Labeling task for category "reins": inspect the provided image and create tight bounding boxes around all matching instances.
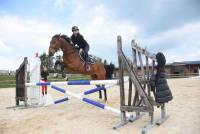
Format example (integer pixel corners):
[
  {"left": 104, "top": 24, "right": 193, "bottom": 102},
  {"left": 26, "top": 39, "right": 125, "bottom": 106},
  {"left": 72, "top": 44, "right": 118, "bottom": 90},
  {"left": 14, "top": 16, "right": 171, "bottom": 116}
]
[{"left": 60, "top": 38, "right": 77, "bottom": 56}]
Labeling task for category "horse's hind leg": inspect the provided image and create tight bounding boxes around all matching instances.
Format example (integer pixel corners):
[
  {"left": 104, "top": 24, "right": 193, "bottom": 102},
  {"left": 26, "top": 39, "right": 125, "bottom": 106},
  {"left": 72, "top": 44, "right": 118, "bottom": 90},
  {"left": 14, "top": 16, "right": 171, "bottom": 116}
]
[
  {"left": 91, "top": 74, "right": 103, "bottom": 99},
  {"left": 97, "top": 85, "right": 102, "bottom": 99},
  {"left": 97, "top": 73, "right": 107, "bottom": 102},
  {"left": 98, "top": 84, "right": 107, "bottom": 101},
  {"left": 99, "top": 91, "right": 102, "bottom": 99},
  {"left": 103, "top": 85, "right": 107, "bottom": 101},
  {"left": 99, "top": 85, "right": 107, "bottom": 101}
]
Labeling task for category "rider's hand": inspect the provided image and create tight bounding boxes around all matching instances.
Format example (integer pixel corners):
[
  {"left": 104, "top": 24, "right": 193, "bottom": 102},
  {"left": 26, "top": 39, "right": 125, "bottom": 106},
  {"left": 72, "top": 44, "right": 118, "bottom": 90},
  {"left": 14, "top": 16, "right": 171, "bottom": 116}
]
[
  {"left": 79, "top": 48, "right": 83, "bottom": 53},
  {"left": 74, "top": 44, "right": 79, "bottom": 48}
]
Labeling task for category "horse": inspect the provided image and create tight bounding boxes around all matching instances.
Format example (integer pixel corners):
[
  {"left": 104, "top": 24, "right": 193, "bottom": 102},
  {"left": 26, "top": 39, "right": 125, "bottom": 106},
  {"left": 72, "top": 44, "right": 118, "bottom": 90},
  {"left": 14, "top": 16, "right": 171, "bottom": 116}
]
[{"left": 48, "top": 34, "right": 107, "bottom": 101}]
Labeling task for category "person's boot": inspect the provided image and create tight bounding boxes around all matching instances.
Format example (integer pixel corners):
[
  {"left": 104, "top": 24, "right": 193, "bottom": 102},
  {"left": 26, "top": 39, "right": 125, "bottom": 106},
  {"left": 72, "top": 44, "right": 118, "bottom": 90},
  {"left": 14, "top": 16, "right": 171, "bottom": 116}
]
[{"left": 85, "top": 53, "right": 90, "bottom": 71}]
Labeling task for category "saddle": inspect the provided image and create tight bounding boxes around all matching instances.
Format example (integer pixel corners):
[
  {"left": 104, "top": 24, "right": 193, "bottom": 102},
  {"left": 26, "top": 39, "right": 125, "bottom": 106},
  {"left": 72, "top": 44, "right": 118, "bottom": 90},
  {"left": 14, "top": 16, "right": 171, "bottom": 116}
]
[{"left": 79, "top": 50, "right": 96, "bottom": 64}]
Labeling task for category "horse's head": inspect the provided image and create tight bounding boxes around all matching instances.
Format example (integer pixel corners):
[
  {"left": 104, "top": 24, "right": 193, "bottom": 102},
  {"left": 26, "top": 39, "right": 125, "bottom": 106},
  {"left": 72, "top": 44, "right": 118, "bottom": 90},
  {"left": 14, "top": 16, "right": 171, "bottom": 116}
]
[{"left": 49, "top": 34, "right": 62, "bottom": 56}]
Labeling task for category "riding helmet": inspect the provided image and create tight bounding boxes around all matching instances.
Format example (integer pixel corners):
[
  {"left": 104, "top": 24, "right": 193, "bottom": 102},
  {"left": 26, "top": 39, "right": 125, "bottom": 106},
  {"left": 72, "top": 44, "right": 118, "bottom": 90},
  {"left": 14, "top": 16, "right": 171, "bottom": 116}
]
[{"left": 72, "top": 26, "right": 79, "bottom": 32}]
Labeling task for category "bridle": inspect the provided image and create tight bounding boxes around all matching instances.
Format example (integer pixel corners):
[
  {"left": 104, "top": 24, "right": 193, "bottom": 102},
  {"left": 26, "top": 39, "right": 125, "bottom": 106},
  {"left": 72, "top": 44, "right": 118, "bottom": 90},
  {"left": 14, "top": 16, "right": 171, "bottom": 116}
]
[{"left": 53, "top": 35, "right": 77, "bottom": 56}]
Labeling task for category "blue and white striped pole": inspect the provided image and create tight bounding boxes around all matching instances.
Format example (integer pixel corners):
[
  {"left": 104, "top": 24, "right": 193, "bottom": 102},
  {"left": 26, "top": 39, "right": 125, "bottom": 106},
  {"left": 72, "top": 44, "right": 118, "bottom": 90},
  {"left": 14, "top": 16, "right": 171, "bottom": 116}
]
[
  {"left": 78, "top": 84, "right": 117, "bottom": 96},
  {"left": 26, "top": 80, "right": 119, "bottom": 86},
  {"left": 51, "top": 85, "right": 121, "bottom": 115},
  {"left": 54, "top": 97, "right": 69, "bottom": 104},
  {"left": 26, "top": 78, "right": 129, "bottom": 87}
]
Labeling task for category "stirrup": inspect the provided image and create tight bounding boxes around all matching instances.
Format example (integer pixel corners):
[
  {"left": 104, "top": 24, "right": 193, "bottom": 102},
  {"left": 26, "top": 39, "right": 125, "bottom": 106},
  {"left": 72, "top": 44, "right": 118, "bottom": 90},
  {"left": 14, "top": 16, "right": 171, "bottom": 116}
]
[{"left": 86, "top": 65, "right": 90, "bottom": 71}]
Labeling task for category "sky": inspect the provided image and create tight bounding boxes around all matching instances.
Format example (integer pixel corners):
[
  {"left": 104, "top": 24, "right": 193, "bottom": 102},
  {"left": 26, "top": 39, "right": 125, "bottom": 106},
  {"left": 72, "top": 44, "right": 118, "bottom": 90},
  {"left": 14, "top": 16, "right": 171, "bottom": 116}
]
[{"left": 0, "top": 0, "right": 200, "bottom": 70}]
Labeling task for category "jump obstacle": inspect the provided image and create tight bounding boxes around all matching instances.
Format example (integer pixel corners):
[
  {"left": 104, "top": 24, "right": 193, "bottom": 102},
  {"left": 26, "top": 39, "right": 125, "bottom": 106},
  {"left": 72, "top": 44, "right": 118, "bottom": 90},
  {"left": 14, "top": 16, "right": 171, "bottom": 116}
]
[
  {"left": 16, "top": 57, "right": 125, "bottom": 114},
  {"left": 26, "top": 79, "right": 121, "bottom": 86},
  {"left": 16, "top": 36, "right": 170, "bottom": 134}
]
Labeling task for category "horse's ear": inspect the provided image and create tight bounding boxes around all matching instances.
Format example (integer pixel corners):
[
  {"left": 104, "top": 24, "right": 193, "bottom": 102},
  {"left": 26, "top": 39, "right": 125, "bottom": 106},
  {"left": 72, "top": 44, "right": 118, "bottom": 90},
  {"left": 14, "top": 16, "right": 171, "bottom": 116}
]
[{"left": 58, "top": 33, "right": 61, "bottom": 40}]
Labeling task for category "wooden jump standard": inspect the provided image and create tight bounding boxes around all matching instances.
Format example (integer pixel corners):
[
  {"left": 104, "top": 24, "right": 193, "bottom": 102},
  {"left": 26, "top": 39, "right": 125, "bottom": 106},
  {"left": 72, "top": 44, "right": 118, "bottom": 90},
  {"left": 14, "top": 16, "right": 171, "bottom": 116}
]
[{"left": 114, "top": 36, "right": 169, "bottom": 133}]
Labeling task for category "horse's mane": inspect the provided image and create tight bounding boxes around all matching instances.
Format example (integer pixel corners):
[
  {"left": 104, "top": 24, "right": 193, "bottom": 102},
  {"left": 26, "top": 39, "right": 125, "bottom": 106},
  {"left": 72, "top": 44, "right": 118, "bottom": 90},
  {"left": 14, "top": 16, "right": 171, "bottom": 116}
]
[
  {"left": 52, "top": 34, "right": 72, "bottom": 44},
  {"left": 52, "top": 34, "right": 60, "bottom": 39},
  {"left": 60, "top": 34, "right": 72, "bottom": 44}
]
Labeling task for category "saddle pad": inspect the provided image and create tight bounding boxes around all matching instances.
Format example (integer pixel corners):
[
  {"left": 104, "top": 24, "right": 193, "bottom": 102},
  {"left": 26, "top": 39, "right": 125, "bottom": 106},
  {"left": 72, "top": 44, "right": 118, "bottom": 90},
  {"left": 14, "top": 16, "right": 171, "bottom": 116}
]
[{"left": 79, "top": 51, "right": 96, "bottom": 64}]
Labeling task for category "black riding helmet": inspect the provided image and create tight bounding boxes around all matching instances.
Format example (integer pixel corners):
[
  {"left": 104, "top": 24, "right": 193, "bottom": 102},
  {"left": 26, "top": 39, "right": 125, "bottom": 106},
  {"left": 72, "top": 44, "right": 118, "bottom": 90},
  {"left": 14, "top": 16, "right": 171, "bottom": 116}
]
[{"left": 72, "top": 26, "right": 79, "bottom": 32}]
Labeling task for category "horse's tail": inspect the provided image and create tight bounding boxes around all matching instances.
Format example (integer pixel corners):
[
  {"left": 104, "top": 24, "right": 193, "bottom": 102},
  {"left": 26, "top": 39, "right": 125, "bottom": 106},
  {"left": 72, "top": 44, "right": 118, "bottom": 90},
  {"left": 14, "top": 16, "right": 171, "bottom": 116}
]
[{"left": 104, "top": 64, "right": 113, "bottom": 79}]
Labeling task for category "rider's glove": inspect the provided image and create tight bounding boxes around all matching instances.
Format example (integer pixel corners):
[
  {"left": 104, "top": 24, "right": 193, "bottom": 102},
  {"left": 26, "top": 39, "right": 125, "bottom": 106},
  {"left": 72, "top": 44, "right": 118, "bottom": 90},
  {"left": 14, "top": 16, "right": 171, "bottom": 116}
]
[
  {"left": 74, "top": 44, "right": 79, "bottom": 49},
  {"left": 79, "top": 48, "right": 83, "bottom": 53}
]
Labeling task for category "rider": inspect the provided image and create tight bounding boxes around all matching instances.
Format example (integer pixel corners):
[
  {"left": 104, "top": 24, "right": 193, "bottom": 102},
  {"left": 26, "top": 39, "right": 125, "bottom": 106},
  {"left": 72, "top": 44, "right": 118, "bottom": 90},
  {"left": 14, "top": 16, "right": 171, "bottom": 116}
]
[{"left": 71, "top": 26, "right": 90, "bottom": 70}]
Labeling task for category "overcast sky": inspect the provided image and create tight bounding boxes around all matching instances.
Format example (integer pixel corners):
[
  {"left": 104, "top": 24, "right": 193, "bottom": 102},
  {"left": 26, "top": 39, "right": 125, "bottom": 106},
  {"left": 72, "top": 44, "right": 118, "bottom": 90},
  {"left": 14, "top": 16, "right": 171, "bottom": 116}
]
[{"left": 0, "top": 0, "right": 200, "bottom": 70}]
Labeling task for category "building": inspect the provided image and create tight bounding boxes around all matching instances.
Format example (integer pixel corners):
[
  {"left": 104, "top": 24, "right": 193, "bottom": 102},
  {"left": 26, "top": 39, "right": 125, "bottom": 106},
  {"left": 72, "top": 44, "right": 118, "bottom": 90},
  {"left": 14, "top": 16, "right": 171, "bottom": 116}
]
[
  {"left": 113, "top": 60, "right": 200, "bottom": 78},
  {"left": 165, "top": 61, "right": 200, "bottom": 77}
]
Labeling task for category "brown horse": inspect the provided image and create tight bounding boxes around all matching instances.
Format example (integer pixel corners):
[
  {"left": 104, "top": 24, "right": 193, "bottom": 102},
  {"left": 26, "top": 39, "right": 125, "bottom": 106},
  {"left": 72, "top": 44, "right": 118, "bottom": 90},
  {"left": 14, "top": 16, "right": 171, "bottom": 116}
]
[{"left": 48, "top": 34, "right": 107, "bottom": 101}]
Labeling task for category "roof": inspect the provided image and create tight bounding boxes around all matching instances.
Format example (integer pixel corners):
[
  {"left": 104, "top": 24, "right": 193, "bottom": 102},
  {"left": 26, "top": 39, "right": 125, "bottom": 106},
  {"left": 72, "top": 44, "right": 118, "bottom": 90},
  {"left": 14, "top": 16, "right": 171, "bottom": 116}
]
[{"left": 167, "top": 61, "right": 200, "bottom": 66}]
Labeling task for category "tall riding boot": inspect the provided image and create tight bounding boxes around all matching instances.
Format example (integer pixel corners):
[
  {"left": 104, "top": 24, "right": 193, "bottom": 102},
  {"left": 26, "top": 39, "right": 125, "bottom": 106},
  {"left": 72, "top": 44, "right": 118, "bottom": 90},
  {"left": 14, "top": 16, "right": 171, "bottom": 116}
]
[{"left": 85, "top": 54, "right": 90, "bottom": 71}]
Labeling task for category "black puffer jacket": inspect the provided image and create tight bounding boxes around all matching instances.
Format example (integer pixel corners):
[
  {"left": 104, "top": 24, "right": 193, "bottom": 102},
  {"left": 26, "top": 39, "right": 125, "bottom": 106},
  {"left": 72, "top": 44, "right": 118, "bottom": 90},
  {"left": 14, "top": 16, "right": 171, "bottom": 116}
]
[
  {"left": 71, "top": 34, "right": 89, "bottom": 49},
  {"left": 150, "top": 52, "right": 173, "bottom": 103},
  {"left": 155, "top": 72, "right": 173, "bottom": 103}
]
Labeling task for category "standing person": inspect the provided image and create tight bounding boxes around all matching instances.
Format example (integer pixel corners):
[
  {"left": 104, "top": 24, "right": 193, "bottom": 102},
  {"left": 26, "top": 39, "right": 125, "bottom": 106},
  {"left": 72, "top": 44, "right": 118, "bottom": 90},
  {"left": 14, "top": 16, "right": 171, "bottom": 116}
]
[
  {"left": 71, "top": 26, "right": 90, "bottom": 71},
  {"left": 41, "top": 66, "right": 49, "bottom": 96}
]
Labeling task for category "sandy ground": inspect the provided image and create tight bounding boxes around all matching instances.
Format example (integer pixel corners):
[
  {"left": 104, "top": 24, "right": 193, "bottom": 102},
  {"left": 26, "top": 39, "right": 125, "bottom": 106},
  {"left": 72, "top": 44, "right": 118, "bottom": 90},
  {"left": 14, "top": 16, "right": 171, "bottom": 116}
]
[{"left": 0, "top": 78, "right": 200, "bottom": 134}]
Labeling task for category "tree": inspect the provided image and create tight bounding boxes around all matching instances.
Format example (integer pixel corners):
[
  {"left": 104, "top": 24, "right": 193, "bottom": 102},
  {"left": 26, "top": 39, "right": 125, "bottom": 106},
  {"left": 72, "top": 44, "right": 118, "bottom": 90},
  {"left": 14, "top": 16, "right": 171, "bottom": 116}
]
[{"left": 40, "top": 52, "right": 54, "bottom": 72}]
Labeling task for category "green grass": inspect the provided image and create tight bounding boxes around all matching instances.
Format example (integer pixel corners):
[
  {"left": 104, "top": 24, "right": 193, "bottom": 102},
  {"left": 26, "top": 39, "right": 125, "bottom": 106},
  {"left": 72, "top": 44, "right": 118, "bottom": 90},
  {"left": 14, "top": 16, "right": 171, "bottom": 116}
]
[
  {"left": 0, "top": 75, "right": 91, "bottom": 88},
  {"left": 0, "top": 75, "right": 15, "bottom": 88},
  {"left": 0, "top": 75, "right": 15, "bottom": 81}
]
